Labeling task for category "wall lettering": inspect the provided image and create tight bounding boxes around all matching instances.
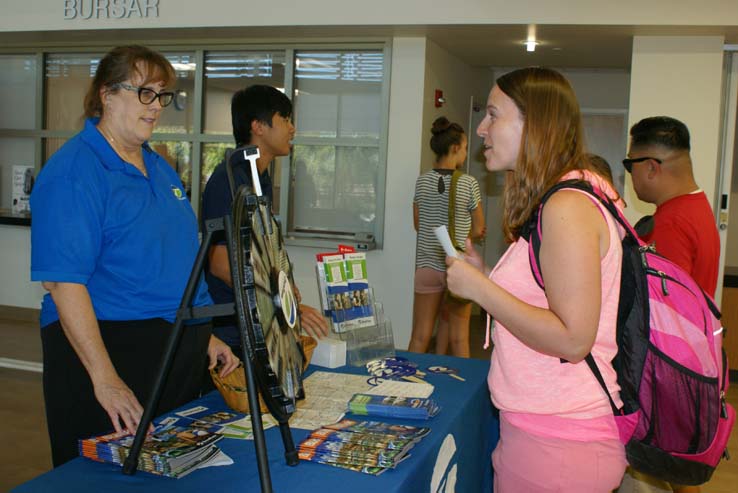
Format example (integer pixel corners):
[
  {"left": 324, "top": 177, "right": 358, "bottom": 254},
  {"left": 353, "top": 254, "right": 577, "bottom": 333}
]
[{"left": 63, "top": 0, "right": 160, "bottom": 20}]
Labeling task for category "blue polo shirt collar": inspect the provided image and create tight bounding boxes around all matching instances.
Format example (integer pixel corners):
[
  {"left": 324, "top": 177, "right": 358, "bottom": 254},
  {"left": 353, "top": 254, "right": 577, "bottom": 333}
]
[{"left": 80, "top": 117, "right": 152, "bottom": 175}]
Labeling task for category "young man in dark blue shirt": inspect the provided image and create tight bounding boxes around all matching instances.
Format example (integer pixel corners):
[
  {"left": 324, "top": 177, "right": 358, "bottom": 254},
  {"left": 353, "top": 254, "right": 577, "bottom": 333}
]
[{"left": 201, "top": 85, "right": 329, "bottom": 357}]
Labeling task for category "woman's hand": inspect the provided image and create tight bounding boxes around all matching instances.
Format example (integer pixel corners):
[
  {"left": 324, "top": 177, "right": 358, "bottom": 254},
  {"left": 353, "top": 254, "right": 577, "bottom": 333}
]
[
  {"left": 460, "top": 238, "right": 487, "bottom": 274},
  {"left": 44, "top": 281, "right": 153, "bottom": 435},
  {"left": 92, "top": 373, "right": 149, "bottom": 435},
  {"left": 299, "top": 304, "right": 330, "bottom": 339},
  {"left": 207, "top": 335, "right": 239, "bottom": 378},
  {"left": 446, "top": 252, "right": 489, "bottom": 303}
]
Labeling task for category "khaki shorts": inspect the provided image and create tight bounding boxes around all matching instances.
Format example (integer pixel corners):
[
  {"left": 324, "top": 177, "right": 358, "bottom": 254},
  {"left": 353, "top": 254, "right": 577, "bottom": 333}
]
[{"left": 414, "top": 267, "right": 446, "bottom": 294}]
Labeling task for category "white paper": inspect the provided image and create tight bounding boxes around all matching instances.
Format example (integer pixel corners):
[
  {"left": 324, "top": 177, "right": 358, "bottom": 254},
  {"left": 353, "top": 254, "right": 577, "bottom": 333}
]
[
  {"left": 216, "top": 414, "right": 277, "bottom": 440},
  {"left": 365, "top": 380, "right": 434, "bottom": 399},
  {"left": 290, "top": 371, "right": 372, "bottom": 429},
  {"left": 434, "top": 225, "right": 460, "bottom": 258}
]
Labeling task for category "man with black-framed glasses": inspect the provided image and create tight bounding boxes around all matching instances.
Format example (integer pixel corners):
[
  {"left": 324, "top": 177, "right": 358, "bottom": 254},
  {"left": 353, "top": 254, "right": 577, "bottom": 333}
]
[{"left": 619, "top": 116, "right": 719, "bottom": 493}]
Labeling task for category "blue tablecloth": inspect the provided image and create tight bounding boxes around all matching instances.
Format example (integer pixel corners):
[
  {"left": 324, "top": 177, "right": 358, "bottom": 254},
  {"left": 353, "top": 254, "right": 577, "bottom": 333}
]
[{"left": 14, "top": 351, "right": 498, "bottom": 493}]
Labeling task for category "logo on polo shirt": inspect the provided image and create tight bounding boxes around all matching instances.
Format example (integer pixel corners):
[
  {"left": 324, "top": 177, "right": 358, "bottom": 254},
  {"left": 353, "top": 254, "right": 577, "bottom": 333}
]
[{"left": 171, "top": 185, "right": 186, "bottom": 200}]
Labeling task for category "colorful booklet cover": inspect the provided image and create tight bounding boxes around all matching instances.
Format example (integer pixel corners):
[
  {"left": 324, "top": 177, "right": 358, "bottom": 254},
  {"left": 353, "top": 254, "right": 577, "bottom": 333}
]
[
  {"left": 348, "top": 394, "right": 440, "bottom": 420},
  {"left": 343, "top": 252, "right": 374, "bottom": 322},
  {"left": 298, "top": 437, "right": 409, "bottom": 468},
  {"left": 78, "top": 424, "right": 224, "bottom": 478},
  {"left": 323, "top": 418, "right": 431, "bottom": 441},
  {"left": 172, "top": 406, "right": 277, "bottom": 440},
  {"left": 315, "top": 248, "right": 377, "bottom": 333},
  {"left": 298, "top": 418, "right": 431, "bottom": 475},
  {"left": 306, "top": 427, "right": 415, "bottom": 451}
]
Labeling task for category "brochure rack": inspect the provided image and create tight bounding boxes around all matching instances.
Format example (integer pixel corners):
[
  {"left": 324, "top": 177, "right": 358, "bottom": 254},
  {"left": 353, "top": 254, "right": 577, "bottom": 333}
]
[{"left": 315, "top": 251, "right": 395, "bottom": 366}]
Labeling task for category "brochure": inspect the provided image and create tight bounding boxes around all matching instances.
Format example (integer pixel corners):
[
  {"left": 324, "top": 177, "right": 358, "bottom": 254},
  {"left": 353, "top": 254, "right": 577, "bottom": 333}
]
[
  {"left": 298, "top": 418, "right": 430, "bottom": 475},
  {"left": 348, "top": 394, "right": 440, "bottom": 420},
  {"left": 78, "top": 423, "right": 227, "bottom": 478}
]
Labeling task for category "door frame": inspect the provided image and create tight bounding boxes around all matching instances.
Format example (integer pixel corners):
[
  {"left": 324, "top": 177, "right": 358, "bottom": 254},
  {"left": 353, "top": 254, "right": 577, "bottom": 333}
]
[{"left": 715, "top": 49, "right": 738, "bottom": 306}]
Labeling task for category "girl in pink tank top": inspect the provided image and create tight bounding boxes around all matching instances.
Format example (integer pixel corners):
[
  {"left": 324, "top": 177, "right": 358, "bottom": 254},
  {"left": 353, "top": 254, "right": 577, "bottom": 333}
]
[{"left": 445, "top": 68, "right": 627, "bottom": 492}]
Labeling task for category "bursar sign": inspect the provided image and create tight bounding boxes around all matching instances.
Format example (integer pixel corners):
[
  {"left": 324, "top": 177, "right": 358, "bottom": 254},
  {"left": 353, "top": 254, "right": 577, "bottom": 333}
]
[{"left": 64, "top": 0, "right": 160, "bottom": 19}]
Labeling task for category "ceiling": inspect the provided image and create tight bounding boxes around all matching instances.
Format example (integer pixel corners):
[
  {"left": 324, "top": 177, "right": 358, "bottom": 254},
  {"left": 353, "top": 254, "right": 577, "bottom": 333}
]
[
  {"left": 423, "top": 24, "right": 738, "bottom": 69},
  {"left": 2, "top": 24, "right": 738, "bottom": 70}
]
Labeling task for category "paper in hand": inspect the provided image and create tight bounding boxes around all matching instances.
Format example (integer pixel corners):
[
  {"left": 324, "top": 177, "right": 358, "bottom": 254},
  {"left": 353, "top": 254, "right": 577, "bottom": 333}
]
[{"left": 434, "top": 225, "right": 460, "bottom": 258}]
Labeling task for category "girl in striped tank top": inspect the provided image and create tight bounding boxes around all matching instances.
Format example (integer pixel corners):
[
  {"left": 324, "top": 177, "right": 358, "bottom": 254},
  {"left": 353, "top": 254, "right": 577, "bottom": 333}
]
[{"left": 409, "top": 116, "right": 484, "bottom": 357}]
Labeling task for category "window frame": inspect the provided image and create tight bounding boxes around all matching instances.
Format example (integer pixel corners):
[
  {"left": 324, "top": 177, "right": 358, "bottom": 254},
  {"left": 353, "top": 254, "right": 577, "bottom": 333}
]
[
  {"left": 280, "top": 44, "right": 391, "bottom": 249},
  {"left": 0, "top": 41, "right": 392, "bottom": 249}
]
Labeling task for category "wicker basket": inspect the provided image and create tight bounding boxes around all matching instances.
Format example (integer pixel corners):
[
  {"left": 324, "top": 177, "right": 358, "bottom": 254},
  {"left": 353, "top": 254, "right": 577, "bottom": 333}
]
[{"left": 210, "top": 335, "right": 317, "bottom": 414}]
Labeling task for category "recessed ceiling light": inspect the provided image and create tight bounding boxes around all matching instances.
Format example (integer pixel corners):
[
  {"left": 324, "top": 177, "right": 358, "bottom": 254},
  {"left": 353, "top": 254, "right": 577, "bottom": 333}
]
[{"left": 525, "top": 41, "right": 538, "bottom": 52}]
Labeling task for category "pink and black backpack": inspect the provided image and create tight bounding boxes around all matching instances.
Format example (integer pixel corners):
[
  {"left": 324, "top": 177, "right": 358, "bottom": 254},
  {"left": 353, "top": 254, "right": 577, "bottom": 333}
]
[{"left": 526, "top": 179, "right": 735, "bottom": 486}]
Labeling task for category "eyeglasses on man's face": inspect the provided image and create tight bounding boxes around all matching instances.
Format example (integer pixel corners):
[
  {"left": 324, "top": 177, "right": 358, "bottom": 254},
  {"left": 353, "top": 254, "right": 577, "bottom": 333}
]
[
  {"left": 113, "top": 82, "right": 175, "bottom": 107},
  {"left": 622, "top": 156, "right": 662, "bottom": 173}
]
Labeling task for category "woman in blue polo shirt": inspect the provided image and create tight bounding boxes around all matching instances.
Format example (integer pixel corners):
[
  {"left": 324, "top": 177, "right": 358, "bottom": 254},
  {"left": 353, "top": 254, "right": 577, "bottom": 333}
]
[{"left": 30, "top": 45, "right": 238, "bottom": 467}]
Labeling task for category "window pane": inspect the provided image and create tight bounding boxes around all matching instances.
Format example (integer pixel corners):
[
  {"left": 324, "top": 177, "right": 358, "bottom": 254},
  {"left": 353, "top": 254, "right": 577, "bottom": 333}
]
[
  {"left": 200, "top": 143, "right": 281, "bottom": 216},
  {"left": 150, "top": 141, "right": 193, "bottom": 199},
  {"left": 201, "top": 143, "right": 231, "bottom": 195},
  {"left": 45, "top": 53, "right": 102, "bottom": 131},
  {"left": 0, "top": 54, "right": 37, "bottom": 129},
  {"left": 203, "top": 51, "right": 286, "bottom": 135},
  {"left": 156, "top": 52, "right": 196, "bottom": 134},
  {"left": 294, "top": 51, "right": 383, "bottom": 139},
  {"left": 45, "top": 52, "right": 195, "bottom": 133},
  {"left": 289, "top": 144, "right": 378, "bottom": 234},
  {"left": 0, "top": 138, "right": 35, "bottom": 212}
]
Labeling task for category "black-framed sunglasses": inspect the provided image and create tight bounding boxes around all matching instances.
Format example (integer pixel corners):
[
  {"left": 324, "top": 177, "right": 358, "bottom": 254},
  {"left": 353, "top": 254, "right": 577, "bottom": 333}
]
[
  {"left": 622, "top": 156, "right": 662, "bottom": 173},
  {"left": 113, "top": 82, "right": 175, "bottom": 107}
]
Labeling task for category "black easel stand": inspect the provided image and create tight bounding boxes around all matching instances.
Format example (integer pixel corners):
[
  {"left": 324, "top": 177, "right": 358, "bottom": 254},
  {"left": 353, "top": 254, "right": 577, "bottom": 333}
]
[{"left": 121, "top": 212, "right": 297, "bottom": 493}]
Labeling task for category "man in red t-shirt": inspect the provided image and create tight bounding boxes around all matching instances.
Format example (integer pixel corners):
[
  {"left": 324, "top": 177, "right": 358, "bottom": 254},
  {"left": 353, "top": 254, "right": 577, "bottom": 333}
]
[
  {"left": 620, "top": 116, "right": 720, "bottom": 493},
  {"left": 626, "top": 116, "right": 720, "bottom": 298}
]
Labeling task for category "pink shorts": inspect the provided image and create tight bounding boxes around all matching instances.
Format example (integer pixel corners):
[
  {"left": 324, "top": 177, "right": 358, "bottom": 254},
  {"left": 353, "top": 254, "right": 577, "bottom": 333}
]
[
  {"left": 493, "top": 413, "right": 626, "bottom": 493},
  {"left": 414, "top": 267, "right": 446, "bottom": 294}
]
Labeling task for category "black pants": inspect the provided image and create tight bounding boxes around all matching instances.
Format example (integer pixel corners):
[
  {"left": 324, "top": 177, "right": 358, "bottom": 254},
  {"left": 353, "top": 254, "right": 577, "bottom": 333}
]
[{"left": 41, "top": 319, "right": 212, "bottom": 467}]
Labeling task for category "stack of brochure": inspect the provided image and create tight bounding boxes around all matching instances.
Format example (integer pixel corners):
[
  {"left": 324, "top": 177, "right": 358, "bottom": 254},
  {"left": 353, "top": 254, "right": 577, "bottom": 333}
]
[
  {"left": 315, "top": 247, "right": 376, "bottom": 333},
  {"left": 298, "top": 418, "right": 430, "bottom": 475},
  {"left": 347, "top": 394, "right": 440, "bottom": 420},
  {"left": 78, "top": 424, "right": 225, "bottom": 478}
]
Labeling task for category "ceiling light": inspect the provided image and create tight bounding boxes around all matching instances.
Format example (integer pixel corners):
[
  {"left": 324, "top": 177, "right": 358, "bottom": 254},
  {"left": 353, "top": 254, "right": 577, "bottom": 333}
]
[{"left": 525, "top": 41, "right": 537, "bottom": 52}]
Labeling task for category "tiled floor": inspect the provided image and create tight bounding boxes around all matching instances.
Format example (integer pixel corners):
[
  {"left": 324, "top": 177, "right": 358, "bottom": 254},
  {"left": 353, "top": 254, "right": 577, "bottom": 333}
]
[{"left": 1, "top": 308, "right": 736, "bottom": 492}]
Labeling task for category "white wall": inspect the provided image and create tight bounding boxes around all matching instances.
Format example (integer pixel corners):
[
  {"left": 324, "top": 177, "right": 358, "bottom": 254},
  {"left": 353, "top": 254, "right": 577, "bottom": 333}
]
[
  {"left": 4, "top": 1, "right": 738, "bottom": 31},
  {"left": 623, "top": 36, "right": 725, "bottom": 223},
  {"left": 0, "top": 225, "right": 46, "bottom": 309},
  {"left": 420, "top": 40, "right": 490, "bottom": 173}
]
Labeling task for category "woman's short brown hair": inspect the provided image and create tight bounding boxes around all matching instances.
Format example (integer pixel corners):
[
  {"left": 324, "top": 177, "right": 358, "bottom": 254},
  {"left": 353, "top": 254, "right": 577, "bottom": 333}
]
[{"left": 83, "top": 45, "right": 175, "bottom": 118}]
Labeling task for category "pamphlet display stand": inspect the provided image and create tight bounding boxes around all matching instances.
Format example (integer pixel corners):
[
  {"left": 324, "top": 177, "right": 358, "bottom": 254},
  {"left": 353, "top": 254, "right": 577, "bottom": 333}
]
[
  {"left": 336, "top": 294, "right": 395, "bottom": 367},
  {"left": 315, "top": 251, "right": 395, "bottom": 366}
]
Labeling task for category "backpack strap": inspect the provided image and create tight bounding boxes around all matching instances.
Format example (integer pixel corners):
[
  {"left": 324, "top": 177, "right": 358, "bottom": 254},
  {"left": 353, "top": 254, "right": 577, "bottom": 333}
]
[
  {"left": 584, "top": 354, "right": 620, "bottom": 414},
  {"left": 524, "top": 179, "right": 633, "bottom": 415},
  {"left": 526, "top": 179, "right": 642, "bottom": 289},
  {"left": 448, "top": 169, "right": 464, "bottom": 250}
]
